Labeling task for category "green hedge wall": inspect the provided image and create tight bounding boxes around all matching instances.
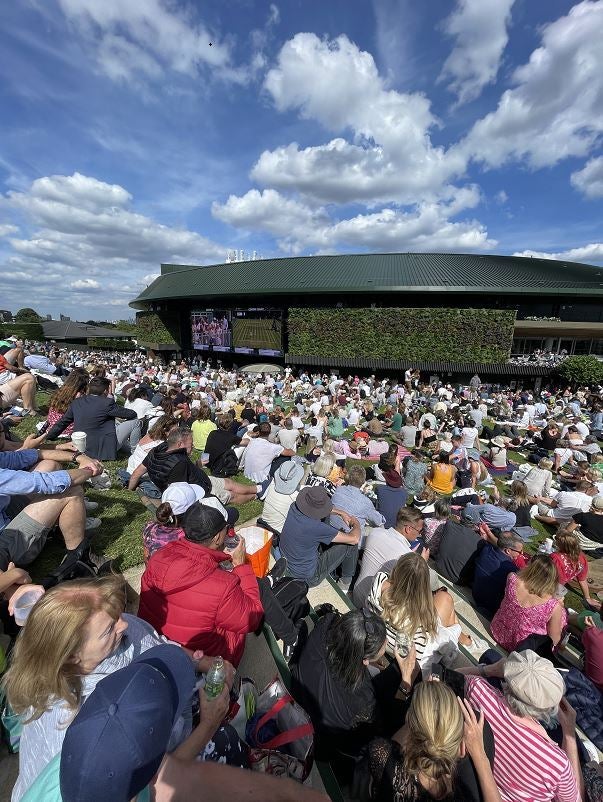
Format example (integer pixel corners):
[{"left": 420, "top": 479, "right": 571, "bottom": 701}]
[
  {"left": 135, "top": 312, "right": 177, "bottom": 345},
  {"left": 0, "top": 323, "right": 44, "bottom": 341},
  {"left": 287, "top": 307, "right": 516, "bottom": 363}
]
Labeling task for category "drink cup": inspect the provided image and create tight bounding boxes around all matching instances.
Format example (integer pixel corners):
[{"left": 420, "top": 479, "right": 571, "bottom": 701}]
[
  {"left": 71, "top": 431, "right": 87, "bottom": 452},
  {"left": 395, "top": 631, "right": 411, "bottom": 659},
  {"left": 13, "top": 589, "right": 45, "bottom": 626}
]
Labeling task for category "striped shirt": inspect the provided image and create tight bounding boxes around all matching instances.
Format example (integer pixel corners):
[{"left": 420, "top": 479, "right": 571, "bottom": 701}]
[{"left": 465, "top": 677, "right": 580, "bottom": 802}]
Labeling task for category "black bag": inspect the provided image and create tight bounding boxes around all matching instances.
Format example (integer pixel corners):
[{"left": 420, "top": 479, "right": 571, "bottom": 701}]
[
  {"left": 271, "top": 578, "right": 310, "bottom": 625},
  {"left": 456, "top": 466, "right": 473, "bottom": 489},
  {"left": 210, "top": 449, "right": 239, "bottom": 478}
]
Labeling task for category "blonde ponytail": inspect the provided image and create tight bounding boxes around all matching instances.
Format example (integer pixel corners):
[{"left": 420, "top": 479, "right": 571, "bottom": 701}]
[{"left": 403, "top": 682, "right": 463, "bottom": 797}]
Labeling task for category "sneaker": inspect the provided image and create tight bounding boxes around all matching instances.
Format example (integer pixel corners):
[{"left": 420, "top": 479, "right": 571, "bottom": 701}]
[
  {"left": 337, "top": 577, "right": 352, "bottom": 593},
  {"left": 283, "top": 620, "right": 308, "bottom": 665},
  {"left": 85, "top": 517, "right": 101, "bottom": 531},
  {"left": 84, "top": 500, "right": 99, "bottom": 512}
]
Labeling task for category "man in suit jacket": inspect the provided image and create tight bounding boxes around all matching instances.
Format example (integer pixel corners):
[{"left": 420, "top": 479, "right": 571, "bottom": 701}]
[{"left": 47, "top": 377, "right": 139, "bottom": 461}]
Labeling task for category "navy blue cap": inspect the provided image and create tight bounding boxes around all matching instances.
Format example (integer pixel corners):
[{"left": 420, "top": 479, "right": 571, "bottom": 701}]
[{"left": 60, "top": 644, "right": 195, "bottom": 802}]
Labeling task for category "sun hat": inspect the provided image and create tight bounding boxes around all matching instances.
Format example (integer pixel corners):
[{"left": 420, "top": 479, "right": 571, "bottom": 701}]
[
  {"left": 296, "top": 485, "right": 333, "bottom": 520},
  {"left": 592, "top": 495, "right": 603, "bottom": 511},
  {"left": 161, "top": 482, "right": 205, "bottom": 515},
  {"left": 274, "top": 460, "right": 305, "bottom": 495},
  {"left": 60, "top": 644, "right": 195, "bottom": 802},
  {"left": 503, "top": 650, "right": 564, "bottom": 710},
  {"left": 491, "top": 436, "right": 506, "bottom": 448},
  {"left": 383, "top": 468, "right": 403, "bottom": 488}
]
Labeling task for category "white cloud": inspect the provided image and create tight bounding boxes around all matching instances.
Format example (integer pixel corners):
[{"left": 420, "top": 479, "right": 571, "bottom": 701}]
[
  {"left": 2, "top": 172, "right": 224, "bottom": 316},
  {"left": 571, "top": 156, "right": 603, "bottom": 198},
  {"left": 70, "top": 278, "right": 100, "bottom": 290},
  {"left": 213, "top": 184, "right": 494, "bottom": 254},
  {"left": 257, "top": 33, "right": 465, "bottom": 205},
  {"left": 463, "top": 1, "right": 603, "bottom": 169},
  {"left": 514, "top": 243, "right": 603, "bottom": 265},
  {"left": 0, "top": 224, "right": 18, "bottom": 237},
  {"left": 439, "top": 0, "right": 515, "bottom": 105},
  {"left": 212, "top": 189, "right": 328, "bottom": 243},
  {"left": 57, "top": 0, "right": 242, "bottom": 86},
  {"left": 495, "top": 189, "right": 508, "bottom": 204}
]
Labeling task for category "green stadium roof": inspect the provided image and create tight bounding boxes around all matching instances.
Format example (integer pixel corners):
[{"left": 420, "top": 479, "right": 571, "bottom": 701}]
[{"left": 130, "top": 252, "right": 603, "bottom": 308}]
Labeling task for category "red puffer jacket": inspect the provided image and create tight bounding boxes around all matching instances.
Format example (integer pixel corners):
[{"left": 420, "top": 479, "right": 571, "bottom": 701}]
[{"left": 138, "top": 538, "right": 264, "bottom": 666}]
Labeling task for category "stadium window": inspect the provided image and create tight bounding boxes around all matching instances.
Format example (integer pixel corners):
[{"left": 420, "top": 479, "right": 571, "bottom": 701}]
[
  {"left": 592, "top": 339, "right": 603, "bottom": 356},
  {"left": 573, "top": 339, "right": 591, "bottom": 355}
]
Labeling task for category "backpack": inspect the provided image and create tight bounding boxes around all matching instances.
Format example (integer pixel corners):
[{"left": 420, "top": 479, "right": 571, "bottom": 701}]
[
  {"left": 210, "top": 448, "right": 239, "bottom": 478},
  {"left": 271, "top": 578, "right": 310, "bottom": 625},
  {"left": 41, "top": 543, "right": 115, "bottom": 590}
]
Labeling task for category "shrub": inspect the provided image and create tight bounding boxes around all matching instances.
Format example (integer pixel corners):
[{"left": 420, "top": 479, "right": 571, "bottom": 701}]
[
  {"left": 135, "top": 312, "right": 177, "bottom": 345},
  {"left": 556, "top": 356, "right": 603, "bottom": 386},
  {"left": 0, "top": 323, "right": 45, "bottom": 341},
  {"left": 287, "top": 307, "right": 515, "bottom": 364}
]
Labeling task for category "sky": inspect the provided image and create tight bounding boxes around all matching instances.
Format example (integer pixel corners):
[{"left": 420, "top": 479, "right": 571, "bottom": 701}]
[{"left": 0, "top": 0, "right": 602, "bottom": 321}]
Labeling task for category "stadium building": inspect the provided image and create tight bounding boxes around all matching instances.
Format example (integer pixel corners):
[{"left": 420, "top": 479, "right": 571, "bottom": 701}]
[{"left": 131, "top": 252, "right": 603, "bottom": 383}]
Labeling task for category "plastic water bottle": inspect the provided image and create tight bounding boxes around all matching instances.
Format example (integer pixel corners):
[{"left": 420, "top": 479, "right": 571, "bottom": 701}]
[{"left": 204, "top": 657, "right": 226, "bottom": 699}]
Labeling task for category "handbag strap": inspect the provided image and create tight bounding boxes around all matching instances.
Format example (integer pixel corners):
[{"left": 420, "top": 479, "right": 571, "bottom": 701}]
[
  {"left": 252, "top": 695, "right": 313, "bottom": 750},
  {"left": 258, "top": 723, "right": 314, "bottom": 750}
]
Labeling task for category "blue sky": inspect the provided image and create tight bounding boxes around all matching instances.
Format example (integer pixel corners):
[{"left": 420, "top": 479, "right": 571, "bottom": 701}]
[{"left": 0, "top": 0, "right": 602, "bottom": 320}]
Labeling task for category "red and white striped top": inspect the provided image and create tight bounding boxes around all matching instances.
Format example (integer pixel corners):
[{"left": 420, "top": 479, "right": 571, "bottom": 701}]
[{"left": 465, "top": 677, "right": 580, "bottom": 802}]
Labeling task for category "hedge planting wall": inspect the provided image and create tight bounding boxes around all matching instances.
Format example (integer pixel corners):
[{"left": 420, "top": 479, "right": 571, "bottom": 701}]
[
  {"left": 135, "top": 312, "right": 178, "bottom": 345},
  {"left": 288, "top": 307, "right": 515, "bottom": 363}
]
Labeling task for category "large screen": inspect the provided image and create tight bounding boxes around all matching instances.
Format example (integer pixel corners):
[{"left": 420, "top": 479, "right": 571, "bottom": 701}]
[
  {"left": 232, "top": 310, "right": 283, "bottom": 356},
  {"left": 191, "top": 310, "right": 231, "bottom": 351}
]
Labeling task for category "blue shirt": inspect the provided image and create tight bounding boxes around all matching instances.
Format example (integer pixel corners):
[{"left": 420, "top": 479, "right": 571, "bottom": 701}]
[
  {"left": 330, "top": 485, "right": 385, "bottom": 537},
  {"left": 472, "top": 542, "right": 517, "bottom": 615},
  {"left": 375, "top": 485, "right": 408, "bottom": 528},
  {"left": 280, "top": 504, "right": 340, "bottom": 580},
  {"left": 462, "top": 502, "right": 516, "bottom": 532},
  {"left": 0, "top": 451, "right": 71, "bottom": 529},
  {"left": 23, "top": 355, "right": 56, "bottom": 374}
]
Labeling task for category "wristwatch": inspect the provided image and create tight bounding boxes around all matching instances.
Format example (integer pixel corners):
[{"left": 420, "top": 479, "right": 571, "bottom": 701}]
[{"left": 72, "top": 450, "right": 82, "bottom": 459}]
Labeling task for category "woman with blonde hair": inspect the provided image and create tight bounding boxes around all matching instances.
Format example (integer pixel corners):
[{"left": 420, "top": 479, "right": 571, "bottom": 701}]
[
  {"left": 491, "top": 554, "right": 566, "bottom": 654},
  {"left": 504, "top": 479, "right": 532, "bottom": 527},
  {"left": 552, "top": 528, "right": 600, "bottom": 610},
  {"left": 4, "top": 576, "right": 235, "bottom": 800},
  {"left": 369, "top": 682, "right": 500, "bottom": 802},
  {"left": 367, "top": 552, "right": 469, "bottom": 669}
]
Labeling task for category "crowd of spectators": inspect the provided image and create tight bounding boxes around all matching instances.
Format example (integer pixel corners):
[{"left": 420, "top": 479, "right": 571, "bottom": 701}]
[{"left": 1, "top": 334, "right": 603, "bottom": 800}]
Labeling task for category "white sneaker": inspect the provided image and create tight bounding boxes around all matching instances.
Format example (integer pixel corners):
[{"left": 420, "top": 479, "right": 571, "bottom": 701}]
[
  {"left": 84, "top": 500, "right": 99, "bottom": 512},
  {"left": 85, "top": 517, "right": 101, "bottom": 531}
]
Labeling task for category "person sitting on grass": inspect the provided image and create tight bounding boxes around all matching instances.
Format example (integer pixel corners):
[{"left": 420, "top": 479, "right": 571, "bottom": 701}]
[
  {"left": 46, "top": 377, "right": 139, "bottom": 461},
  {"left": 44, "top": 371, "right": 89, "bottom": 438},
  {"left": 0, "top": 351, "right": 38, "bottom": 416},
  {"left": 402, "top": 450, "right": 428, "bottom": 495},
  {"left": 329, "top": 465, "right": 386, "bottom": 544},
  {"left": 141, "top": 482, "right": 206, "bottom": 562},
  {"left": 551, "top": 528, "right": 601, "bottom": 610},
  {"left": 129, "top": 426, "right": 258, "bottom": 506},
  {"left": 427, "top": 452, "right": 457, "bottom": 495},
  {"left": 565, "top": 493, "right": 603, "bottom": 545},
  {"left": 0, "top": 442, "right": 103, "bottom": 576},
  {"left": 534, "top": 480, "right": 597, "bottom": 527}
]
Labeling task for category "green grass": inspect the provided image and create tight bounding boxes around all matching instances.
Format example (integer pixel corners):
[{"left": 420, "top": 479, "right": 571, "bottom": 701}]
[{"left": 10, "top": 393, "right": 261, "bottom": 580}]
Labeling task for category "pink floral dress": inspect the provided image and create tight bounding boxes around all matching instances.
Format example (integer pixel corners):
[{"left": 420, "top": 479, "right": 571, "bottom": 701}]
[{"left": 491, "top": 572, "right": 566, "bottom": 651}]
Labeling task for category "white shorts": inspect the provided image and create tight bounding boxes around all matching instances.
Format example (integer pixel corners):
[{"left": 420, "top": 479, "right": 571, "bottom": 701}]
[{"left": 209, "top": 476, "right": 232, "bottom": 504}]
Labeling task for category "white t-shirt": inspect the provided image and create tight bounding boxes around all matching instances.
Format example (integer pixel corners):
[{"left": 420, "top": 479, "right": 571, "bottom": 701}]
[
  {"left": 243, "top": 438, "right": 284, "bottom": 482},
  {"left": 277, "top": 429, "right": 299, "bottom": 450},
  {"left": 261, "top": 485, "right": 299, "bottom": 532},
  {"left": 124, "top": 398, "right": 155, "bottom": 419},
  {"left": 310, "top": 401, "right": 322, "bottom": 417},
  {"left": 461, "top": 427, "right": 478, "bottom": 448}
]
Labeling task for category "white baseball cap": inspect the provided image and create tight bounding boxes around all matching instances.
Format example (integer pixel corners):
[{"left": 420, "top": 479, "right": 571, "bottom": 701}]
[{"left": 161, "top": 483, "right": 205, "bottom": 515}]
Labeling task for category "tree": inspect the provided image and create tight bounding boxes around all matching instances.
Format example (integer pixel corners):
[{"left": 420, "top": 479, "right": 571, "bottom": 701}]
[
  {"left": 556, "top": 355, "right": 603, "bottom": 386},
  {"left": 14, "top": 307, "right": 43, "bottom": 323}
]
